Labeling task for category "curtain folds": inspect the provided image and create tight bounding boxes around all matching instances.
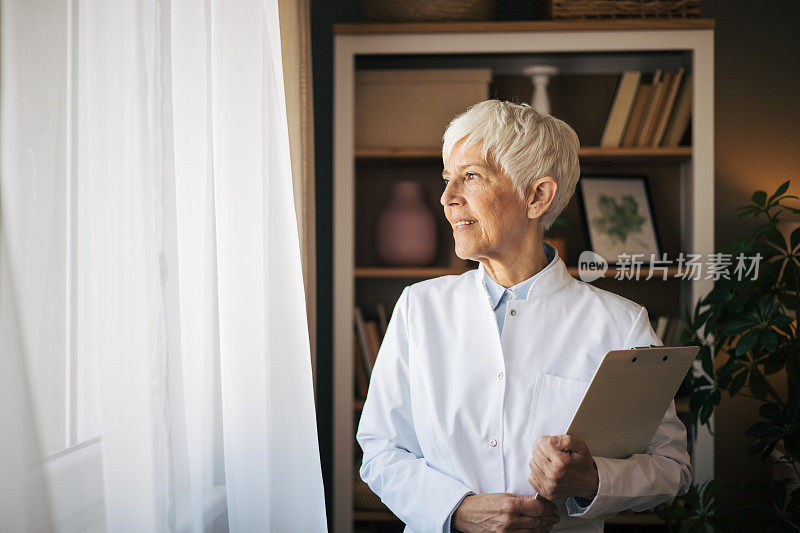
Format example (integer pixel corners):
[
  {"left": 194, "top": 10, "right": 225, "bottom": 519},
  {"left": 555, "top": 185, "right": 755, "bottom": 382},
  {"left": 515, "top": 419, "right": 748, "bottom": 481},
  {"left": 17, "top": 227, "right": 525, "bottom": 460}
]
[
  {"left": 0, "top": 0, "right": 326, "bottom": 530},
  {"left": 278, "top": 0, "right": 317, "bottom": 387}
]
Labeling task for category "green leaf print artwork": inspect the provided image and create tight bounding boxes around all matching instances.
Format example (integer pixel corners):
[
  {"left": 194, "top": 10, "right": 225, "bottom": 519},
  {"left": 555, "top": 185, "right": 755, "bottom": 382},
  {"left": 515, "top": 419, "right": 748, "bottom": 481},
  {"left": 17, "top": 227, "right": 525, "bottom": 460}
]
[{"left": 592, "top": 194, "right": 646, "bottom": 245}]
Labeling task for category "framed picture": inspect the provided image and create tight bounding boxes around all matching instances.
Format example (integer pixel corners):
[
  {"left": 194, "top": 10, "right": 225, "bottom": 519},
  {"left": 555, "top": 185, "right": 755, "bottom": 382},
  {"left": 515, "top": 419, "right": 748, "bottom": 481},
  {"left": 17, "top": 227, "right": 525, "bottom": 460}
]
[{"left": 577, "top": 176, "right": 661, "bottom": 266}]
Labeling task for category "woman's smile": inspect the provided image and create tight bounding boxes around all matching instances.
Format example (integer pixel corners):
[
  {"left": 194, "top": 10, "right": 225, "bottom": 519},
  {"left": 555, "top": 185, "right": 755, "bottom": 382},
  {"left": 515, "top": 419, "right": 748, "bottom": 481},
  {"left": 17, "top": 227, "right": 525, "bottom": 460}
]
[{"left": 453, "top": 220, "right": 477, "bottom": 231}]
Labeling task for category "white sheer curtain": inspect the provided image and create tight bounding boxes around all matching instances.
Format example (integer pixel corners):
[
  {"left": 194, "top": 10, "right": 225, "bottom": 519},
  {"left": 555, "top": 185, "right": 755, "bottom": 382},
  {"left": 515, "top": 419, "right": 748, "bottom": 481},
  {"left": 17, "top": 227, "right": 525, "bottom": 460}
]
[{"left": 0, "top": 0, "right": 327, "bottom": 531}]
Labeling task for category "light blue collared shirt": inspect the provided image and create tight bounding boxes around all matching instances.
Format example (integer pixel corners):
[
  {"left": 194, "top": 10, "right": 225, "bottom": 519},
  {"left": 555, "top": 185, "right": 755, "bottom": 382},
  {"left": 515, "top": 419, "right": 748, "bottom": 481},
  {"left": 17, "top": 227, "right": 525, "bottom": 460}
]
[{"left": 484, "top": 241, "right": 556, "bottom": 335}]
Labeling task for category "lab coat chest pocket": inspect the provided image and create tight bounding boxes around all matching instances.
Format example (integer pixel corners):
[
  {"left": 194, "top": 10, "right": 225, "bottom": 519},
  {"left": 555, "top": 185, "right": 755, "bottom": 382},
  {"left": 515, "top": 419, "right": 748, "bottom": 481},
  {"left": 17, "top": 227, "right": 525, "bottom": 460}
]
[{"left": 526, "top": 372, "right": 590, "bottom": 446}]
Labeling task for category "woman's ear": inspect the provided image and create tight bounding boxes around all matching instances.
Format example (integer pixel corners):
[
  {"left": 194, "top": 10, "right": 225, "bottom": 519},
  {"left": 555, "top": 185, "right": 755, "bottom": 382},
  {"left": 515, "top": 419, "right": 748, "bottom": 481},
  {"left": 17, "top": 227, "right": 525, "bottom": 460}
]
[{"left": 526, "top": 177, "right": 558, "bottom": 221}]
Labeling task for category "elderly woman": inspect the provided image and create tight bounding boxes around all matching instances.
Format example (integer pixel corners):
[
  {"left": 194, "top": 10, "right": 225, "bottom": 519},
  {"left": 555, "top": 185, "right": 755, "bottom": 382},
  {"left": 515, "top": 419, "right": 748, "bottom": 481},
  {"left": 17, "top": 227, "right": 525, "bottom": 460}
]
[{"left": 356, "top": 100, "right": 692, "bottom": 533}]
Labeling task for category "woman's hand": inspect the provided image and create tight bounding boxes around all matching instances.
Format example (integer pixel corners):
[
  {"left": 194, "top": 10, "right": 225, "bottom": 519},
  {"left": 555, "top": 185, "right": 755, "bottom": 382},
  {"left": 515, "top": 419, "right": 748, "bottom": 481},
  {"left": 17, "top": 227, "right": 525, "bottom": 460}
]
[
  {"left": 528, "top": 435, "right": 599, "bottom": 501},
  {"left": 452, "top": 493, "right": 560, "bottom": 532}
]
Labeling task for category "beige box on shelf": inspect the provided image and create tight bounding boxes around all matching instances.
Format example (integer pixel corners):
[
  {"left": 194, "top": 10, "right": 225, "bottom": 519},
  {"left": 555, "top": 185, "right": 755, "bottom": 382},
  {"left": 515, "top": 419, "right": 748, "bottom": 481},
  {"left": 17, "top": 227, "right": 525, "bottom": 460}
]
[{"left": 355, "top": 69, "right": 493, "bottom": 150}]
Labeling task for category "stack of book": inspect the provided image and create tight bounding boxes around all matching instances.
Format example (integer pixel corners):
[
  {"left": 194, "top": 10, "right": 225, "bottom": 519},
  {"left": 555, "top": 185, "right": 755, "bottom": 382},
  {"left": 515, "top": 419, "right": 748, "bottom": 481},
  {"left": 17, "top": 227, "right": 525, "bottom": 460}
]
[
  {"left": 353, "top": 303, "right": 389, "bottom": 400},
  {"left": 599, "top": 69, "right": 693, "bottom": 148}
]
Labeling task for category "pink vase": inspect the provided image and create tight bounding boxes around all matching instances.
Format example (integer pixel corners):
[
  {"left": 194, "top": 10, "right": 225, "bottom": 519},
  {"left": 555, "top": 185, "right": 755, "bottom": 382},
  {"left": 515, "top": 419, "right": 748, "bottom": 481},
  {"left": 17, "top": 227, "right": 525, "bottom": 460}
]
[{"left": 376, "top": 181, "right": 437, "bottom": 266}]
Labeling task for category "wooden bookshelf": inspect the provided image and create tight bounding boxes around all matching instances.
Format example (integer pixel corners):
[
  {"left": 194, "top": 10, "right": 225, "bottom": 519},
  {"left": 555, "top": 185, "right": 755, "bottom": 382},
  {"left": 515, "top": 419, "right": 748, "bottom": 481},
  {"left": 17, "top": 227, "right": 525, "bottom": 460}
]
[
  {"left": 335, "top": 19, "right": 715, "bottom": 35},
  {"left": 355, "top": 146, "right": 692, "bottom": 161},
  {"left": 334, "top": 23, "right": 715, "bottom": 533}
]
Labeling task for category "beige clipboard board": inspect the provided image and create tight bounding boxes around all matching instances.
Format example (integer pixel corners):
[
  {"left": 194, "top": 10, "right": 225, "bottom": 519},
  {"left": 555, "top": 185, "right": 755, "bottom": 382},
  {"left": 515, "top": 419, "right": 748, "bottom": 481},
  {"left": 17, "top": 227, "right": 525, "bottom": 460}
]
[
  {"left": 566, "top": 345, "right": 699, "bottom": 460},
  {"left": 547, "top": 345, "right": 697, "bottom": 530}
]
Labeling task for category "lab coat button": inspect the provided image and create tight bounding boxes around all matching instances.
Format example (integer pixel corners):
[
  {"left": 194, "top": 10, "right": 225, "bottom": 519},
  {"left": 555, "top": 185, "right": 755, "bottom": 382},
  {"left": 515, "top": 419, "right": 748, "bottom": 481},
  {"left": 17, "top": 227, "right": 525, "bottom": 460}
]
[
  {"left": 497, "top": 372, "right": 504, "bottom": 381},
  {"left": 489, "top": 438, "right": 497, "bottom": 447},
  {"left": 510, "top": 309, "right": 517, "bottom": 316}
]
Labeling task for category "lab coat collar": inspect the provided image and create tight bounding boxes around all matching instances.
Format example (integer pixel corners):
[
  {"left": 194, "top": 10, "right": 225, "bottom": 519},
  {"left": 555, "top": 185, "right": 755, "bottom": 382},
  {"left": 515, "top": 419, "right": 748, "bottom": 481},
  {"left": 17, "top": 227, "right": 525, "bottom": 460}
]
[
  {"left": 474, "top": 240, "right": 573, "bottom": 302},
  {"left": 484, "top": 242, "right": 556, "bottom": 309}
]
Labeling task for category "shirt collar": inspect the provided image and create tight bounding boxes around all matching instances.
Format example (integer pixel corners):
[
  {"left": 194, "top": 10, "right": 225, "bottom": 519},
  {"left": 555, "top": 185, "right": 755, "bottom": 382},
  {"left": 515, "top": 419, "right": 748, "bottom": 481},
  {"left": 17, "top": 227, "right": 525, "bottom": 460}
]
[{"left": 477, "top": 241, "right": 571, "bottom": 305}]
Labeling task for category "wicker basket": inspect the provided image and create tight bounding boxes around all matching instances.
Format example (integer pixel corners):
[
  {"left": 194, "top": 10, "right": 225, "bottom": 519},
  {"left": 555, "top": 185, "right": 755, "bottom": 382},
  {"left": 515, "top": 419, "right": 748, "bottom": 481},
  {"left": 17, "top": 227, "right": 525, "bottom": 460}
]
[
  {"left": 362, "top": 0, "right": 497, "bottom": 22},
  {"left": 550, "top": 0, "right": 700, "bottom": 19}
]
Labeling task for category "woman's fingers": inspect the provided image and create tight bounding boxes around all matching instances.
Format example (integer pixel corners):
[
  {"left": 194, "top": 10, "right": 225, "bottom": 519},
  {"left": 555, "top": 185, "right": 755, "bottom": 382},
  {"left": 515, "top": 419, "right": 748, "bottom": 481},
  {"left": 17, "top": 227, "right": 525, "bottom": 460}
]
[
  {"left": 510, "top": 512, "right": 560, "bottom": 531},
  {"left": 528, "top": 445, "right": 551, "bottom": 492}
]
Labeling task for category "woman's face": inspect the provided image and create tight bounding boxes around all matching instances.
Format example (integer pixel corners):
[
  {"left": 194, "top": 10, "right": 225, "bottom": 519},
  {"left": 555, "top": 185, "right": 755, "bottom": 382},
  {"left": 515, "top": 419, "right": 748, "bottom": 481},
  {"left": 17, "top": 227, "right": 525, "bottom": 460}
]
[{"left": 441, "top": 141, "right": 533, "bottom": 261}]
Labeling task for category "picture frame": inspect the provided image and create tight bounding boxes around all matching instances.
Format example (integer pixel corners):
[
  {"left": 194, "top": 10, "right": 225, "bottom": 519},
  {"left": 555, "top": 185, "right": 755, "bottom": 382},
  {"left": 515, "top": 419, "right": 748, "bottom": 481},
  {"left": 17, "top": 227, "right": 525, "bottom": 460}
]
[{"left": 576, "top": 175, "right": 662, "bottom": 266}]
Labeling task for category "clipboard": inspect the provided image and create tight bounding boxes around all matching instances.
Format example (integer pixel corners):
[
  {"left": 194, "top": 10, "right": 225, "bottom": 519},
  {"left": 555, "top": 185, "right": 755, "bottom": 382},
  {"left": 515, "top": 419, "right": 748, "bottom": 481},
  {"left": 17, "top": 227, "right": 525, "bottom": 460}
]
[
  {"left": 566, "top": 345, "right": 698, "bottom": 459},
  {"left": 538, "top": 345, "right": 698, "bottom": 530}
]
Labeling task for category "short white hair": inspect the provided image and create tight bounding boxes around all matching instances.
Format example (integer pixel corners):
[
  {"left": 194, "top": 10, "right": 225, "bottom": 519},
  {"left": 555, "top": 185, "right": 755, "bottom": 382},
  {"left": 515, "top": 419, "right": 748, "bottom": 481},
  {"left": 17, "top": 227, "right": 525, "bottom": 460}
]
[{"left": 441, "top": 100, "right": 580, "bottom": 233}]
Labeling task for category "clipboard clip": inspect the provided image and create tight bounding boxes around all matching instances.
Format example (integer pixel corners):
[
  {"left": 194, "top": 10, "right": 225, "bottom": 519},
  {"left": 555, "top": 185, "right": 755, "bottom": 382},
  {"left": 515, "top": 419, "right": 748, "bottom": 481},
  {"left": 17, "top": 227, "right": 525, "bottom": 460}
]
[{"left": 631, "top": 344, "right": 659, "bottom": 349}]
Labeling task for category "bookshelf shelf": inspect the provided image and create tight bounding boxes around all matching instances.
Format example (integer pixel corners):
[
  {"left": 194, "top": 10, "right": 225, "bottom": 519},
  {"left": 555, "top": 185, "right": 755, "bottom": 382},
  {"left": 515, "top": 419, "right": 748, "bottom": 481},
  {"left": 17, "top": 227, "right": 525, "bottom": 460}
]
[
  {"left": 355, "top": 267, "right": 471, "bottom": 278},
  {"left": 352, "top": 504, "right": 666, "bottom": 525},
  {"left": 675, "top": 397, "right": 690, "bottom": 414},
  {"left": 356, "top": 146, "right": 692, "bottom": 161},
  {"left": 354, "top": 266, "right": 685, "bottom": 279},
  {"left": 335, "top": 23, "right": 715, "bottom": 533},
  {"left": 352, "top": 510, "right": 400, "bottom": 522},
  {"left": 606, "top": 512, "right": 665, "bottom": 525},
  {"left": 335, "top": 19, "right": 715, "bottom": 35}
]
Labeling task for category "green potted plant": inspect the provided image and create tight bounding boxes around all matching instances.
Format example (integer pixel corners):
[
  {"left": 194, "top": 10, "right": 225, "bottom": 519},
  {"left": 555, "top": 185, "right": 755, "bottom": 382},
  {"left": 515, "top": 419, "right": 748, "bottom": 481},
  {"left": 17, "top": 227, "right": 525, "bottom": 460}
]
[{"left": 663, "top": 180, "right": 800, "bottom": 531}]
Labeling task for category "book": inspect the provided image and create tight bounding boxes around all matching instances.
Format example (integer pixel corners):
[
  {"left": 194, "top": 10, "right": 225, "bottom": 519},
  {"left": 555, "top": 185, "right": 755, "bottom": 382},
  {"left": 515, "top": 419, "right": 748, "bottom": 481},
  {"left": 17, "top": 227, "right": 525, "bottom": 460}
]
[
  {"left": 651, "top": 68, "right": 685, "bottom": 146},
  {"left": 635, "top": 70, "right": 667, "bottom": 146},
  {"left": 364, "top": 321, "right": 382, "bottom": 366},
  {"left": 621, "top": 75, "right": 654, "bottom": 147},
  {"left": 354, "top": 334, "right": 369, "bottom": 399},
  {"left": 663, "top": 73, "right": 693, "bottom": 147},
  {"left": 376, "top": 302, "right": 389, "bottom": 338},
  {"left": 662, "top": 317, "right": 678, "bottom": 346},
  {"left": 599, "top": 71, "right": 642, "bottom": 147},
  {"left": 655, "top": 315, "right": 670, "bottom": 341},
  {"left": 354, "top": 307, "right": 374, "bottom": 375}
]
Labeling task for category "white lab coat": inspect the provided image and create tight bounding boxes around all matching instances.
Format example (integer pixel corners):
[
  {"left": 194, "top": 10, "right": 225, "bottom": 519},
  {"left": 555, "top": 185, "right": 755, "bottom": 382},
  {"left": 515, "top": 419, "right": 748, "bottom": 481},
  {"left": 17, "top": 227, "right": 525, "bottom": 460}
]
[{"left": 357, "top": 250, "right": 692, "bottom": 532}]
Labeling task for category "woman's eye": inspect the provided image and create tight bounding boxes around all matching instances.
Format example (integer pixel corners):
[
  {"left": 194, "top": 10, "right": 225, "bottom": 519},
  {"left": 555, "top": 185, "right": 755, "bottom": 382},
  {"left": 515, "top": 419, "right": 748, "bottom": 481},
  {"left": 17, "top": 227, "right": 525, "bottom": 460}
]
[{"left": 465, "top": 172, "right": 478, "bottom": 180}]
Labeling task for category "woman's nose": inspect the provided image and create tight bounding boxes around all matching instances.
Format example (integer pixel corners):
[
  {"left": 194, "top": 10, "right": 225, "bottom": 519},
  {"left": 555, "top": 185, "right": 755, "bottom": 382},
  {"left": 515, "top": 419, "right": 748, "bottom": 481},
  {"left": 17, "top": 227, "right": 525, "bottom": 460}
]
[{"left": 440, "top": 181, "right": 460, "bottom": 207}]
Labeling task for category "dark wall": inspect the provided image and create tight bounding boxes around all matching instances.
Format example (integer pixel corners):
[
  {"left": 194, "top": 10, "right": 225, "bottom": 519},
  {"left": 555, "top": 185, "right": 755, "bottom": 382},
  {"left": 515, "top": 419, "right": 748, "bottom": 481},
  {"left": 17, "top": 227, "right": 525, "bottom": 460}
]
[
  {"left": 311, "top": 2, "right": 800, "bottom": 526},
  {"left": 700, "top": 0, "right": 800, "bottom": 516},
  {"left": 702, "top": 0, "right": 800, "bottom": 247}
]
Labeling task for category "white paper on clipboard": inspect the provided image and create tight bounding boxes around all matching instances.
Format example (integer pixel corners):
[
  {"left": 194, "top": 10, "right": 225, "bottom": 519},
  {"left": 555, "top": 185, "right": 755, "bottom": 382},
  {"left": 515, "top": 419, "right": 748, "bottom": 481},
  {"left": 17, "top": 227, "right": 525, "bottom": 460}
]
[{"left": 546, "top": 345, "right": 698, "bottom": 531}]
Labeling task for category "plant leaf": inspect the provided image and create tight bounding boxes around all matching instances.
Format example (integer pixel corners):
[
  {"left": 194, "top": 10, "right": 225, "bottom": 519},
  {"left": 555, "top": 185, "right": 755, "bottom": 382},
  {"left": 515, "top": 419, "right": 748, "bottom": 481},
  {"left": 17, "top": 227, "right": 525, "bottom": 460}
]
[
  {"left": 701, "top": 479, "right": 718, "bottom": 509},
  {"left": 729, "top": 369, "right": 749, "bottom": 396},
  {"left": 701, "top": 345, "right": 714, "bottom": 378},
  {"left": 720, "top": 318, "right": 757, "bottom": 337},
  {"left": 792, "top": 224, "right": 800, "bottom": 252},
  {"left": 762, "top": 352, "right": 786, "bottom": 375},
  {"left": 768, "top": 180, "right": 791, "bottom": 205},
  {"left": 735, "top": 328, "right": 760, "bottom": 356},
  {"left": 766, "top": 227, "right": 787, "bottom": 253},
  {"left": 745, "top": 420, "right": 780, "bottom": 438},
  {"left": 760, "top": 328, "right": 779, "bottom": 353},
  {"left": 752, "top": 190, "right": 767, "bottom": 207},
  {"left": 699, "top": 400, "right": 714, "bottom": 426}
]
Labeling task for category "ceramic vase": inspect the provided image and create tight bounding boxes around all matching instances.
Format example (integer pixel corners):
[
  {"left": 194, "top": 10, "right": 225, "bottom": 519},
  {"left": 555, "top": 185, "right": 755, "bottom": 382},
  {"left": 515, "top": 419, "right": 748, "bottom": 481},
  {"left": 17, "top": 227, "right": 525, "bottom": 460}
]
[{"left": 376, "top": 181, "right": 437, "bottom": 266}]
